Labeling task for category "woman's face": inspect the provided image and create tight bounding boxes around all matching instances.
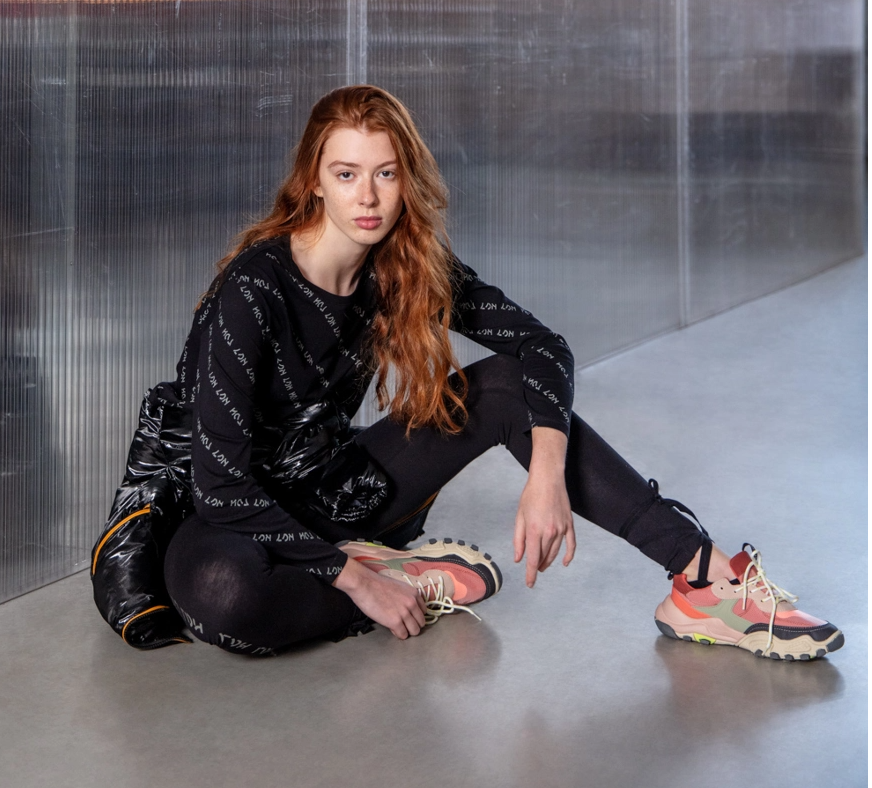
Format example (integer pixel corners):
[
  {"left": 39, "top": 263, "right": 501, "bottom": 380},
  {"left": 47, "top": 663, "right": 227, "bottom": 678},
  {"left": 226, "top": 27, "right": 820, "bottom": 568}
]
[{"left": 314, "top": 126, "right": 404, "bottom": 251}]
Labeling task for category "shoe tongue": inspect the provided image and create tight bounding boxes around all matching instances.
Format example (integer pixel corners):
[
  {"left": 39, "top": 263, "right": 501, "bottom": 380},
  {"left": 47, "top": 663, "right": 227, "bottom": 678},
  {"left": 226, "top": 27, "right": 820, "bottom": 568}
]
[{"left": 729, "top": 550, "right": 752, "bottom": 578}]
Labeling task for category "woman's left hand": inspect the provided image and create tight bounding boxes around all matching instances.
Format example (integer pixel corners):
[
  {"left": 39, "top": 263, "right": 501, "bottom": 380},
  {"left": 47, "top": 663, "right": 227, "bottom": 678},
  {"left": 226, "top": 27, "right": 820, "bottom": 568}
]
[{"left": 513, "top": 427, "right": 576, "bottom": 587}]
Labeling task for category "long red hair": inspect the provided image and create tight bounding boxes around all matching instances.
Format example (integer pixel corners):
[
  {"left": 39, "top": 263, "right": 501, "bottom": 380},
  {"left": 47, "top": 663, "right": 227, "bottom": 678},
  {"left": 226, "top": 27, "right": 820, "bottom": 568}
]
[{"left": 216, "top": 85, "right": 467, "bottom": 434}]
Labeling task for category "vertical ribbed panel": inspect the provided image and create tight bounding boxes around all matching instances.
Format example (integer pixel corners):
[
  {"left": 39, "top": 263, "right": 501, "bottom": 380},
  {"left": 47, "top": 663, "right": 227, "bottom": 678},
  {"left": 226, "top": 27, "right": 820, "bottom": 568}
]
[
  {"left": 0, "top": 1, "right": 346, "bottom": 602},
  {"left": 685, "top": 0, "right": 865, "bottom": 321},
  {"left": 366, "top": 0, "right": 683, "bottom": 373}
]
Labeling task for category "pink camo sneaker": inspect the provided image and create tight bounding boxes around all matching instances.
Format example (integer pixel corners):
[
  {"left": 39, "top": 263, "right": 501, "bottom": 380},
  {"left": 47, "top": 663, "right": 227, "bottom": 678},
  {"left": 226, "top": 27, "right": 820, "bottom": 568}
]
[
  {"left": 338, "top": 538, "right": 502, "bottom": 624},
  {"left": 654, "top": 544, "right": 844, "bottom": 661}
]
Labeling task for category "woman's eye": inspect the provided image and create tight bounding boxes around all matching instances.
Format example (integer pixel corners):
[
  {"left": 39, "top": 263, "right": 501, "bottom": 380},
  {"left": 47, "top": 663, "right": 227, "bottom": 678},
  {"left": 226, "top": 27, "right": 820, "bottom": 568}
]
[
  {"left": 338, "top": 172, "right": 353, "bottom": 180},
  {"left": 380, "top": 170, "right": 396, "bottom": 179}
]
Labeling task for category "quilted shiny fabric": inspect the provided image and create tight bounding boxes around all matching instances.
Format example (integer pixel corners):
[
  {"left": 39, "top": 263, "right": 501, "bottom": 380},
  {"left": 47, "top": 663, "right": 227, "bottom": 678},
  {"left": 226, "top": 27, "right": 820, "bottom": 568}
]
[{"left": 90, "top": 382, "right": 390, "bottom": 650}]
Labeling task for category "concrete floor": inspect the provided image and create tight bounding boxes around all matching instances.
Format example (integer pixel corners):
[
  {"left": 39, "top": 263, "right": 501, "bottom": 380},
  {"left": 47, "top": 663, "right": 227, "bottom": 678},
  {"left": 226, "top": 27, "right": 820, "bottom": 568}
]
[{"left": 1, "top": 257, "right": 866, "bottom": 788}]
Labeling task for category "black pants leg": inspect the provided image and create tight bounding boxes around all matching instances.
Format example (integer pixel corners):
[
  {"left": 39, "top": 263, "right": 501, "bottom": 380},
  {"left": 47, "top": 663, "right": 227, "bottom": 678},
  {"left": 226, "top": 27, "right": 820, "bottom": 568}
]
[
  {"left": 164, "top": 355, "right": 707, "bottom": 655},
  {"left": 164, "top": 518, "right": 366, "bottom": 656},
  {"left": 356, "top": 355, "right": 706, "bottom": 573}
]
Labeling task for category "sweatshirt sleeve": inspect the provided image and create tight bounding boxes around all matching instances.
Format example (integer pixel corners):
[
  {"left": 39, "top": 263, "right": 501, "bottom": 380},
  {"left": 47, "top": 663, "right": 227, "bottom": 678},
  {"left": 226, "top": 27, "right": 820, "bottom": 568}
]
[
  {"left": 450, "top": 259, "right": 575, "bottom": 435},
  {"left": 190, "top": 268, "right": 347, "bottom": 580}
]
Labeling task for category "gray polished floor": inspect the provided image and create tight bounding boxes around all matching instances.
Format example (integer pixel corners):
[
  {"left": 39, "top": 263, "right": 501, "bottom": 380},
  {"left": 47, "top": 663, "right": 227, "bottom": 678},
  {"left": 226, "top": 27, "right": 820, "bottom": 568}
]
[{"left": 0, "top": 257, "right": 865, "bottom": 788}]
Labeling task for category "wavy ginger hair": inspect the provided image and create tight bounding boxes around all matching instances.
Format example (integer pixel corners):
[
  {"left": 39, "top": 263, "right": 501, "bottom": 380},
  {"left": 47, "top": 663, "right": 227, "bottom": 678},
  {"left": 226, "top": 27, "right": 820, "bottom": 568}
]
[{"left": 216, "top": 85, "right": 468, "bottom": 434}]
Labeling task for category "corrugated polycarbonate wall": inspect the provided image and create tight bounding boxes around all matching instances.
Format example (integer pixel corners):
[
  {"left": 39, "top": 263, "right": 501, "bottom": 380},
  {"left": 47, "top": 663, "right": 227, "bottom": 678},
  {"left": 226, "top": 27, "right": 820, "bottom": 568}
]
[
  {"left": 0, "top": 0, "right": 864, "bottom": 602},
  {"left": 683, "top": 0, "right": 865, "bottom": 321},
  {"left": 0, "top": 1, "right": 349, "bottom": 599},
  {"left": 368, "top": 0, "right": 683, "bottom": 373}
]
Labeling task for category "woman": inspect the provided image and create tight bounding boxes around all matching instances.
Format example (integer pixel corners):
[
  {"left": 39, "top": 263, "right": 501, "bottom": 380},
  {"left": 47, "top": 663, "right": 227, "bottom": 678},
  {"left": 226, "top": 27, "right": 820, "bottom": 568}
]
[{"left": 161, "top": 85, "right": 842, "bottom": 660}]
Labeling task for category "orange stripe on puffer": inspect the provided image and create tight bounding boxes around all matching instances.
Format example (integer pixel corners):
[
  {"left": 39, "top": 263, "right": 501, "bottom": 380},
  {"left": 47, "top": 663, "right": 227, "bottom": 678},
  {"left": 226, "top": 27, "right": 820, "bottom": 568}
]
[
  {"left": 671, "top": 588, "right": 711, "bottom": 619},
  {"left": 91, "top": 504, "right": 151, "bottom": 575},
  {"left": 121, "top": 605, "right": 169, "bottom": 644}
]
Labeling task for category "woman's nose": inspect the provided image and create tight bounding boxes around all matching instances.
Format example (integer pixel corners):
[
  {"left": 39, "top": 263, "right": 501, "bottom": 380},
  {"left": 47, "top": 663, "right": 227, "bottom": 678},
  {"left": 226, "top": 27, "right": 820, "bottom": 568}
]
[{"left": 358, "top": 179, "right": 378, "bottom": 206}]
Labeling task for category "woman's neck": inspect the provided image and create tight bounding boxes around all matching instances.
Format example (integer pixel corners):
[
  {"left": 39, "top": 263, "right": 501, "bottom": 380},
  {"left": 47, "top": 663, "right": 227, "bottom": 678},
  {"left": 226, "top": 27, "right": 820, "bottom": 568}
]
[{"left": 290, "top": 226, "right": 369, "bottom": 297}]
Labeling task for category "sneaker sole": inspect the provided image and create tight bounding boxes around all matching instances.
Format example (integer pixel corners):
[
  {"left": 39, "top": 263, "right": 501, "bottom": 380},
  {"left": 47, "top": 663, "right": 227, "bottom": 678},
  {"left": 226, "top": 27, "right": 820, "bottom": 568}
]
[
  {"left": 338, "top": 538, "right": 502, "bottom": 601},
  {"left": 411, "top": 538, "right": 503, "bottom": 597},
  {"left": 654, "top": 597, "right": 844, "bottom": 661}
]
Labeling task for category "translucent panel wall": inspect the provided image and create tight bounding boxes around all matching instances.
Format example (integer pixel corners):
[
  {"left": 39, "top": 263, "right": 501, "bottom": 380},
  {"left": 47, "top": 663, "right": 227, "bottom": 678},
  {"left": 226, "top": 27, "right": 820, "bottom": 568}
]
[
  {"left": 683, "top": 0, "right": 865, "bottom": 321},
  {"left": 367, "top": 0, "right": 682, "bottom": 371},
  {"left": 0, "top": 0, "right": 864, "bottom": 602},
  {"left": 1, "top": 1, "right": 348, "bottom": 599}
]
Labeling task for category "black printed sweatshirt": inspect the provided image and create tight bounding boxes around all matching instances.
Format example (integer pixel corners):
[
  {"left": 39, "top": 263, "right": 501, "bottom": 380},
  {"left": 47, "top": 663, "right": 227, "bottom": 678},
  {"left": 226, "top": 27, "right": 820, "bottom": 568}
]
[{"left": 175, "top": 236, "right": 574, "bottom": 579}]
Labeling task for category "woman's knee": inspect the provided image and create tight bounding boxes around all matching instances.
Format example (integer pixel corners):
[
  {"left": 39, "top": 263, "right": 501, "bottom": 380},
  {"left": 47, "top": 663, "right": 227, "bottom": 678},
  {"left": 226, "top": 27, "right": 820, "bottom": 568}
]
[
  {"left": 169, "top": 550, "right": 248, "bottom": 626},
  {"left": 460, "top": 354, "right": 523, "bottom": 389},
  {"left": 459, "top": 355, "right": 525, "bottom": 408},
  {"left": 172, "top": 554, "right": 281, "bottom": 655},
  {"left": 165, "top": 522, "right": 275, "bottom": 651},
  {"left": 458, "top": 355, "right": 530, "bottom": 446}
]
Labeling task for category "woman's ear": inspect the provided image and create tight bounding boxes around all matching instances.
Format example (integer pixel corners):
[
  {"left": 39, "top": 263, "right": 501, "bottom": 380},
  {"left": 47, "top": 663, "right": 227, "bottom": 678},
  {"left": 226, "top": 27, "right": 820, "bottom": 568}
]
[{"left": 313, "top": 181, "right": 323, "bottom": 198}]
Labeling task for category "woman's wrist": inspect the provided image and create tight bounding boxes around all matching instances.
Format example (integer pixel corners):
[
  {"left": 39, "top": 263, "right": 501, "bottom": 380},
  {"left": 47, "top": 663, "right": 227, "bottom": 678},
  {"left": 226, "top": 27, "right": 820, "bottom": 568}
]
[
  {"left": 528, "top": 426, "right": 568, "bottom": 480},
  {"left": 332, "top": 552, "right": 366, "bottom": 592}
]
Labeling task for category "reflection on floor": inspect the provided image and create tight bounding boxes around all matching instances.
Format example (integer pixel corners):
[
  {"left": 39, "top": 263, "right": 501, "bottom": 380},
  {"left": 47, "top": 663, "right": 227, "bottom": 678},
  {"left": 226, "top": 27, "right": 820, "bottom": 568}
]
[{"left": 0, "top": 257, "right": 865, "bottom": 788}]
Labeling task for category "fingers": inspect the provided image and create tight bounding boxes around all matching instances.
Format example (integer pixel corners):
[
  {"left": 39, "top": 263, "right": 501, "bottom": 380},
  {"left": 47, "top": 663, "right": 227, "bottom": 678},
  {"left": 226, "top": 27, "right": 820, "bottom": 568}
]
[
  {"left": 412, "top": 593, "right": 427, "bottom": 629},
  {"left": 396, "top": 586, "right": 428, "bottom": 640},
  {"left": 395, "top": 579, "right": 429, "bottom": 640},
  {"left": 539, "top": 527, "right": 563, "bottom": 571},
  {"left": 525, "top": 537, "right": 541, "bottom": 588},
  {"left": 513, "top": 512, "right": 526, "bottom": 564},
  {"left": 515, "top": 478, "right": 575, "bottom": 586},
  {"left": 524, "top": 518, "right": 576, "bottom": 585},
  {"left": 348, "top": 569, "right": 429, "bottom": 640},
  {"left": 389, "top": 600, "right": 425, "bottom": 639},
  {"left": 390, "top": 616, "right": 419, "bottom": 640},
  {"left": 563, "top": 522, "right": 577, "bottom": 567}
]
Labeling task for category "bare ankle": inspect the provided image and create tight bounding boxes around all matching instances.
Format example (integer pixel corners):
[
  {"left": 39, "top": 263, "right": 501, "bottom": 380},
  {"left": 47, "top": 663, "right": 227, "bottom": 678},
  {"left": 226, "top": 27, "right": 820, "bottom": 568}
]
[{"left": 680, "top": 543, "right": 733, "bottom": 583}]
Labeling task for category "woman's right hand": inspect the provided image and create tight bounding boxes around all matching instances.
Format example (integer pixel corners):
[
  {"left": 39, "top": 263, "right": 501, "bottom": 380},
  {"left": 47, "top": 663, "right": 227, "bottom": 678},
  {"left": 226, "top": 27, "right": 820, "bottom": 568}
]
[{"left": 333, "top": 557, "right": 428, "bottom": 639}]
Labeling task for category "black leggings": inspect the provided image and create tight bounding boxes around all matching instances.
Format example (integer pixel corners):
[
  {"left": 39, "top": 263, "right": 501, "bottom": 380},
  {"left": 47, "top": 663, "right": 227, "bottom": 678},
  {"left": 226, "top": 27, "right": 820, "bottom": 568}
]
[{"left": 164, "top": 355, "right": 707, "bottom": 656}]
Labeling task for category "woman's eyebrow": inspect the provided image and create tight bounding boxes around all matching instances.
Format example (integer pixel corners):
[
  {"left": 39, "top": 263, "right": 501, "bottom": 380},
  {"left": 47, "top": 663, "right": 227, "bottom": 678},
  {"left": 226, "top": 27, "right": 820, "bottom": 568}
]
[{"left": 326, "top": 160, "right": 397, "bottom": 169}]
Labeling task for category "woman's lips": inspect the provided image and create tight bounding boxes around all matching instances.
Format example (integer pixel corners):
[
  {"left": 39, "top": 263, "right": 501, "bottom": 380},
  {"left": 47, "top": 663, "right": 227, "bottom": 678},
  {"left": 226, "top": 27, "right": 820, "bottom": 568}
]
[{"left": 354, "top": 217, "right": 382, "bottom": 230}]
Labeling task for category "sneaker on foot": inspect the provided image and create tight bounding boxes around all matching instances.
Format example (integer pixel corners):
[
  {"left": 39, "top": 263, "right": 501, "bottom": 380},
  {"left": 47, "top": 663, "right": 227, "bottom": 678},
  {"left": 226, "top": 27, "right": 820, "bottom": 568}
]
[
  {"left": 338, "top": 538, "right": 502, "bottom": 621},
  {"left": 654, "top": 543, "right": 844, "bottom": 661}
]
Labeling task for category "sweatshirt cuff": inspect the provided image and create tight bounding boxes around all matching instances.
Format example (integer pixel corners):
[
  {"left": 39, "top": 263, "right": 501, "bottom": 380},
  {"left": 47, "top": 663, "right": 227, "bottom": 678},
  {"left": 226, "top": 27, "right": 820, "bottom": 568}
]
[{"left": 529, "top": 415, "right": 571, "bottom": 437}]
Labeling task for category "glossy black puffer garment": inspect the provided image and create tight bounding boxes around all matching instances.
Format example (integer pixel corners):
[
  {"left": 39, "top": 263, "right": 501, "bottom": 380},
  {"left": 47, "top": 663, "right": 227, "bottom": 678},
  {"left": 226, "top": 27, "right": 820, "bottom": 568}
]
[{"left": 90, "top": 381, "right": 407, "bottom": 650}]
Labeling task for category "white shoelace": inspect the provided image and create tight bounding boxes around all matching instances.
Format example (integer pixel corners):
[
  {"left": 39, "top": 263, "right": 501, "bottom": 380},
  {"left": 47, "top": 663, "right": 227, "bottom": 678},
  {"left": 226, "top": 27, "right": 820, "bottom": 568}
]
[
  {"left": 737, "top": 546, "right": 798, "bottom": 653},
  {"left": 404, "top": 575, "right": 482, "bottom": 625}
]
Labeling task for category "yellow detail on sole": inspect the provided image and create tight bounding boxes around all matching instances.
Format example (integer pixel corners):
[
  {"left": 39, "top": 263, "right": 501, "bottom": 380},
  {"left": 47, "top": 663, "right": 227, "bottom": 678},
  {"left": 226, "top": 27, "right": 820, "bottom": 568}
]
[{"left": 692, "top": 633, "right": 717, "bottom": 645}]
